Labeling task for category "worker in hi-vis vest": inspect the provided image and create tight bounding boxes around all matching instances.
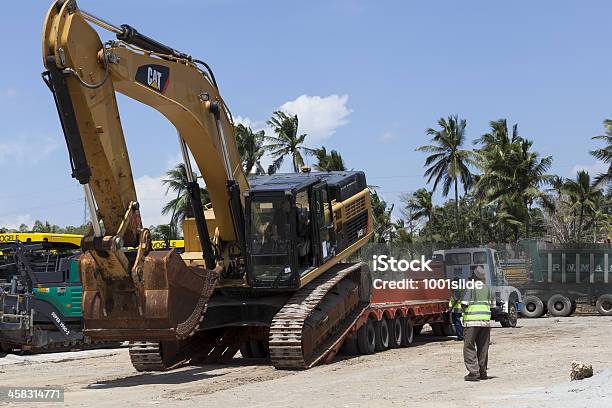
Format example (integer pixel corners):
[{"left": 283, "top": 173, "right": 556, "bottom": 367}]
[
  {"left": 461, "top": 265, "right": 495, "bottom": 381},
  {"left": 448, "top": 277, "right": 464, "bottom": 341}
]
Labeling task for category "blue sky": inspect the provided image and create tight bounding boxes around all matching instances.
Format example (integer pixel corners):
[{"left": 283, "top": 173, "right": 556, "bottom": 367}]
[{"left": 0, "top": 1, "right": 609, "bottom": 228}]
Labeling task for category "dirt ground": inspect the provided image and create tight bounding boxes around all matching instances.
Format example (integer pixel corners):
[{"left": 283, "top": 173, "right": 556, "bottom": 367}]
[{"left": 1, "top": 315, "right": 611, "bottom": 408}]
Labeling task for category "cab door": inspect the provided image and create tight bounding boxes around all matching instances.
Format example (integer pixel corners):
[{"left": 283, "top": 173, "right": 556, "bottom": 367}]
[{"left": 312, "top": 182, "right": 336, "bottom": 264}]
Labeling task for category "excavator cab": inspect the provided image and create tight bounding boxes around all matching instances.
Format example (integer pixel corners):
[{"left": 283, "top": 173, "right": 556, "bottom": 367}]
[{"left": 245, "top": 175, "right": 337, "bottom": 290}]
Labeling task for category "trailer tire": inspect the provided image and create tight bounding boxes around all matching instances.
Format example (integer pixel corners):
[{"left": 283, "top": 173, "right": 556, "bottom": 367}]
[
  {"left": 500, "top": 302, "right": 518, "bottom": 327},
  {"left": 413, "top": 325, "right": 423, "bottom": 336},
  {"left": 547, "top": 295, "right": 572, "bottom": 317},
  {"left": 387, "top": 316, "right": 404, "bottom": 348},
  {"left": 374, "top": 317, "right": 390, "bottom": 352},
  {"left": 341, "top": 335, "right": 360, "bottom": 355},
  {"left": 431, "top": 323, "right": 444, "bottom": 336},
  {"left": 522, "top": 296, "right": 544, "bottom": 318},
  {"left": 357, "top": 319, "right": 376, "bottom": 355},
  {"left": 596, "top": 294, "right": 612, "bottom": 316},
  {"left": 401, "top": 318, "right": 415, "bottom": 346},
  {"left": 570, "top": 300, "right": 577, "bottom": 316}
]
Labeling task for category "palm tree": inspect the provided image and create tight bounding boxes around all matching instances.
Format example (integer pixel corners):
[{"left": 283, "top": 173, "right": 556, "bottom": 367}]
[
  {"left": 475, "top": 120, "right": 553, "bottom": 239},
  {"left": 314, "top": 147, "right": 346, "bottom": 171},
  {"left": 590, "top": 119, "right": 612, "bottom": 188},
  {"left": 417, "top": 115, "right": 476, "bottom": 240},
  {"left": 235, "top": 124, "right": 266, "bottom": 175},
  {"left": 162, "top": 164, "right": 210, "bottom": 236},
  {"left": 563, "top": 170, "right": 601, "bottom": 241},
  {"left": 403, "top": 188, "right": 435, "bottom": 243},
  {"left": 265, "top": 111, "right": 314, "bottom": 173}
]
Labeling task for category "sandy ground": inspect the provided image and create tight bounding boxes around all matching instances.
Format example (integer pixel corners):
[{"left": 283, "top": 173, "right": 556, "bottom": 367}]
[{"left": 1, "top": 315, "right": 611, "bottom": 408}]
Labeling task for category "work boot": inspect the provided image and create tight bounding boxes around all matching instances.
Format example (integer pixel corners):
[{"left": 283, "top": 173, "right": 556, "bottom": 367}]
[
  {"left": 464, "top": 374, "right": 480, "bottom": 382},
  {"left": 480, "top": 372, "right": 490, "bottom": 380}
]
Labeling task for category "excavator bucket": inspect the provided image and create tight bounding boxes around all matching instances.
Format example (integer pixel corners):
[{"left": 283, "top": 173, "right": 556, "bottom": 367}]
[{"left": 79, "top": 249, "right": 219, "bottom": 341}]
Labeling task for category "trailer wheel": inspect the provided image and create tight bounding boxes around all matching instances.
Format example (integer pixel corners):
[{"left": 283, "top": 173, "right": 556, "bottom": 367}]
[
  {"left": 401, "top": 318, "right": 415, "bottom": 346},
  {"left": 569, "top": 300, "right": 577, "bottom": 316},
  {"left": 374, "top": 317, "right": 390, "bottom": 351},
  {"left": 431, "top": 323, "right": 444, "bottom": 336},
  {"left": 341, "top": 335, "right": 360, "bottom": 355},
  {"left": 357, "top": 318, "right": 376, "bottom": 355},
  {"left": 596, "top": 294, "right": 612, "bottom": 316},
  {"left": 413, "top": 325, "right": 423, "bottom": 336},
  {"left": 521, "top": 296, "right": 544, "bottom": 318},
  {"left": 500, "top": 302, "right": 518, "bottom": 327},
  {"left": 547, "top": 294, "right": 572, "bottom": 317},
  {"left": 388, "top": 317, "right": 402, "bottom": 348}
]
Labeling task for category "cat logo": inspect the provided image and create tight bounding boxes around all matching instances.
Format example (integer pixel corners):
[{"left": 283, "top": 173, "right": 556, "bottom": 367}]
[{"left": 135, "top": 64, "right": 170, "bottom": 94}]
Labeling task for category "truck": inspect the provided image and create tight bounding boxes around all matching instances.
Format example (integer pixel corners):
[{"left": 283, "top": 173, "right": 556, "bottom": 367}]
[
  {"left": 432, "top": 247, "right": 523, "bottom": 327},
  {"left": 507, "top": 241, "right": 612, "bottom": 318}
]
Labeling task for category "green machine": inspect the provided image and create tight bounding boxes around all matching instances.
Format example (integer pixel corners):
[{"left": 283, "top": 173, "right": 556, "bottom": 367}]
[{"left": 0, "top": 239, "right": 102, "bottom": 352}]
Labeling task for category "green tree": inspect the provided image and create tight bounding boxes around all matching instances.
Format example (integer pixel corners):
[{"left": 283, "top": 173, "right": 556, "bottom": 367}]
[
  {"left": 563, "top": 170, "right": 601, "bottom": 241},
  {"left": 475, "top": 120, "right": 553, "bottom": 240},
  {"left": 590, "top": 119, "right": 612, "bottom": 188},
  {"left": 417, "top": 115, "right": 476, "bottom": 240},
  {"left": 371, "top": 190, "right": 394, "bottom": 243},
  {"left": 402, "top": 188, "right": 435, "bottom": 243},
  {"left": 265, "top": 111, "right": 314, "bottom": 173},
  {"left": 235, "top": 124, "right": 266, "bottom": 175},
  {"left": 314, "top": 147, "right": 346, "bottom": 171},
  {"left": 162, "top": 164, "right": 210, "bottom": 237}
]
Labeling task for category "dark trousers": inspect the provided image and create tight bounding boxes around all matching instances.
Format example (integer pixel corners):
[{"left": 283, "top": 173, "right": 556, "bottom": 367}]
[
  {"left": 452, "top": 312, "right": 464, "bottom": 340},
  {"left": 463, "top": 326, "right": 491, "bottom": 376}
]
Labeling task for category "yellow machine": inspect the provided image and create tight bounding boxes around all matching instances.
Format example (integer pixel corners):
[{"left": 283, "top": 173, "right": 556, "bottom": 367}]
[{"left": 42, "top": 0, "right": 373, "bottom": 370}]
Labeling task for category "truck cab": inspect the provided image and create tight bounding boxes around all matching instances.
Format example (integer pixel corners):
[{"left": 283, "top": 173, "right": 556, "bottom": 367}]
[{"left": 433, "top": 247, "right": 523, "bottom": 327}]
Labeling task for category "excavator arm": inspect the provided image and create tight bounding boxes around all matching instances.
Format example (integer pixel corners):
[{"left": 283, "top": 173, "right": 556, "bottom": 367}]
[{"left": 42, "top": 0, "right": 248, "bottom": 340}]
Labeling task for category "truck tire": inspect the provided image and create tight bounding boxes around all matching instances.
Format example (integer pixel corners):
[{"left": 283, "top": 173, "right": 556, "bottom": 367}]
[
  {"left": 522, "top": 296, "right": 544, "bottom": 318},
  {"left": 388, "top": 317, "right": 402, "bottom": 348},
  {"left": 357, "top": 318, "right": 376, "bottom": 355},
  {"left": 500, "top": 302, "right": 518, "bottom": 327},
  {"left": 547, "top": 295, "right": 572, "bottom": 317},
  {"left": 401, "top": 318, "right": 414, "bottom": 346},
  {"left": 596, "top": 294, "right": 612, "bottom": 316},
  {"left": 374, "top": 317, "right": 390, "bottom": 352},
  {"left": 341, "top": 335, "right": 360, "bottom": 355}
]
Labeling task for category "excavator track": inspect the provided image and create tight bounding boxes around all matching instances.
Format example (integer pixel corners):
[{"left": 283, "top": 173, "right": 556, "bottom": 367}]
[
  {"left": 269, "top": 262, "right": 369, "bottom": 369},
  {"left": 128, "top": 342, "right": 181, "bottom": 372}
]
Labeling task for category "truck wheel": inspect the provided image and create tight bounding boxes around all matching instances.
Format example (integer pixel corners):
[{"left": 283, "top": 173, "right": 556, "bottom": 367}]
[
  {"left": 357, "top": 318, "right": 376, "bottom": 355},
  {"left": 522, "top": 296, "right": 544, "bottom": 318},
  {"left": 341, "top": 335, "right": 360, "bottom": 355},
  {"left": 388, "top": 317, "right": 402, "bottom": 348},
  {"left": 547, "top": 295, "right": 572, "bottom": 317},
  {"left": 596, "top": 294, "right": 612, "bottom": 316},
  {"left": 401, "top": 318, "right": 414, "bottom": 346},
  {"left": 374, "top": 317, "right": 390, "bottom": 351},
  {"left": 500, "top": 302, "right": 518, "bottom": 327}
]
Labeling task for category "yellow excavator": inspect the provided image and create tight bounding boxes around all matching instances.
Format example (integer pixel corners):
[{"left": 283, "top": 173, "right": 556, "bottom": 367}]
[{"left": 42, "top": 0, "right": 373, "bottom": 370}]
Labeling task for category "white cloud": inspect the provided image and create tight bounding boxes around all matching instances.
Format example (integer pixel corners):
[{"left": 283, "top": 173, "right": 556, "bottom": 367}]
[
  {"left": 570, "top": 161, "right": 607, "bottom": 178},
  {"left": 134, "top": 175, "right": 171, "bottom": 227},
  {"left": 0, "top": 134, "right": 59, "bottom": 164},
  {"left": 0, "top": 214, "right": 34, "bottom": 230},
  {"left": 279, "top": 94, "right": 351, "bottom": 143},
  {"left": 1, "top": 87, "right": 17, "bottom": 98},
  {"left": 378, "top": 131, "right": 396, "bottom": 143}
]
